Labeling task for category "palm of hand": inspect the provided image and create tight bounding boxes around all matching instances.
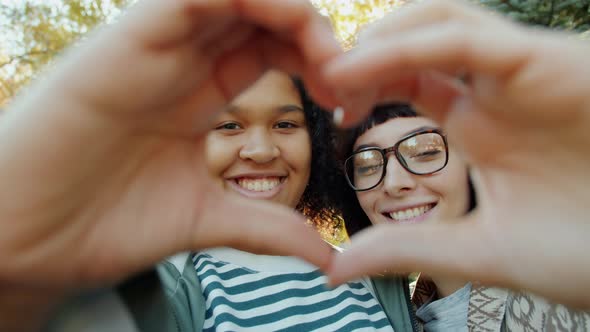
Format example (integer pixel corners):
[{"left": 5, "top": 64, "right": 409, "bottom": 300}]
[
  {"left": 323, "top": 4, "right": 590, "bottom": 307},
  {"left": 0, "top": 0, "right": 338, "bottom": 290}
]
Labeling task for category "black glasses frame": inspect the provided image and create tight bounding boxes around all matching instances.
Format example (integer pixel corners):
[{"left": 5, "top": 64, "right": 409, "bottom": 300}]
[{"left": 344, "top": 128, "right": 449, "bottom": 192}]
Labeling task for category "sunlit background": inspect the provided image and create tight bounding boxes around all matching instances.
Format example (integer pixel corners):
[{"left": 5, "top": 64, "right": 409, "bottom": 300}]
[{"left": 1, "top": 0, "right": 588, "bottom": 243}]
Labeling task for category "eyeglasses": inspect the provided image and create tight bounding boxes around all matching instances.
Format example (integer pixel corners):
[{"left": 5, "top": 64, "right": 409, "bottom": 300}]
[{"left": 344, "top": 128, "right": 449, "bottom": 191}]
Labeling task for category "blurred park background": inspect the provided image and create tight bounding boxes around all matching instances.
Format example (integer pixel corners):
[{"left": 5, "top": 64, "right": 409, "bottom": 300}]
[{"left": 0, "top": 0, "right": 588, "bottom": 244}]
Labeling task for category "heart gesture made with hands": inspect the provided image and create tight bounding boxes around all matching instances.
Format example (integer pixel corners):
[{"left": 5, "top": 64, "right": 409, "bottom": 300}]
[
  {"left": 1, "top": 1, "right": 590, "bottom": 327},
  {"left": 0, "top": 0, "right": 341, "bottom": 289}
]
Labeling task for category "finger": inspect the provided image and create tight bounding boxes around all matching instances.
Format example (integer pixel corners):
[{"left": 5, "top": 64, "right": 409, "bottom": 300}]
[
  {"left": 330, "top": 218, "right": 590, "bottom": 310},
  {"left": 162, "top": 33, "right": 304, "bottom": 132},
  {"left": 122, "top": 34, "right": 272, "bottom": 136},
  {"left": 120, "top": 0, "right": 236, "bottom": 48},
  {"left": 324, "top": 22, "right": 531, "bottom": 91},
  {"left": 161, "top": 32, "right": 316, "bottom": 135},
  {"left": 235, "top": 0, "right": 342, "bottom": 65},
  {"left": 195, "top": 194, "right": 333, "bottom": 270},
  {"left": 357, "top": 0, "right": 490, "bottom": 44},
  {"left": 387, "top": 71, "right": 467, "bottom": 125},
  {"left": 210, "top": 27, "right": 339, "bottom": 107},
  {"left": 327, "top": 217, "right": 503, "bottom": 285},
  {"left": 211, "top": 33, "right": 304, "bottom": 102},
  {"left": 325, "top": 70, "right": 464, "bottom": 127},
  {"left": 332, "top": 89, "right": 380, "bottom": 127},
  {"left": 122, "top": 0, "right": 341, "bottom": 61},
  {"left": 262, "top": 45, "right": 342, "bottom": 111},
  {"left": 236, "top": 0, "right": 343, "bottom": 107}
]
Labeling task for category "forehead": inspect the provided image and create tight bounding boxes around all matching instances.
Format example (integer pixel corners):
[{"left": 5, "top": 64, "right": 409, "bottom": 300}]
[
  {"left": 230, "top": 71, "right": 301, "bottom": 110},
  {"left": 354, "top": 117, "right": 438, "bottom": 149}
]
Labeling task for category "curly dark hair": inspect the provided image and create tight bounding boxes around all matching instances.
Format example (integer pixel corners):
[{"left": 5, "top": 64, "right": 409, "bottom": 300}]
[
  {"left": 335, "top": 103, "right": 477, "bottom": 235},
  {"left": 291, "top": 78, "right": 348, "bottom": 230}
]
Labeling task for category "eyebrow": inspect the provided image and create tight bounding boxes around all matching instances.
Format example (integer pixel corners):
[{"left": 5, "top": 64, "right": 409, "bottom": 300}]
[
  {"left": 223, "top": 104, "right": 304, "bottom": 114},
  {"left": 354, "top": 126, "right": 438, "bottom": 152},
  {"left": 278, "top": 105, "right": 304, "bottom": 113}
]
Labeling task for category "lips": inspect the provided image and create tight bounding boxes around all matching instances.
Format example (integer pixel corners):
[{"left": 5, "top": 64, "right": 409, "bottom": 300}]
[
  {"left": 225, "top": 175, "right": 287, "bottom": 199},
  {"left": 382, "top": 203, "right": 437, "bottom": 223}
]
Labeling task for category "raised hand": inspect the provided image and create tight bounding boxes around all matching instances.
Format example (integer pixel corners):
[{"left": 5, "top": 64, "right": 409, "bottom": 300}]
[
  {"left": 0, "top": 0, "right": 341, "bottom": 309},
  {"left": 324, "top": 0, "right": 590, "bottom": 309}
]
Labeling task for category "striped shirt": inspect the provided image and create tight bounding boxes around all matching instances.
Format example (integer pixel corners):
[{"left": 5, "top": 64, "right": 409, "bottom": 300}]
[{"left": 193, "top": 248, "right": 394, "bottom": 332}]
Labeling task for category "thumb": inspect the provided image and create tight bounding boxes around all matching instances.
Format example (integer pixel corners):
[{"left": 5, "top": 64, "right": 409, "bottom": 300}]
[
  {"left": 193, "top": 194, "right": 333, "bottom": 270},
  {"left": 327, "top": 215, "right": 501, "bottom": 285},
  {"left": 120, "top": 0, "right": 236, "bottom": 48}
]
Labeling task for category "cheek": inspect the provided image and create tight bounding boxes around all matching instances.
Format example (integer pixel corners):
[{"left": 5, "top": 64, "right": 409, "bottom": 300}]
[
  {"left": 204, "top": 135, "right": 239, "bottom": 177},
  {"left": 277, "top": 133, "right": 311, "bottom": 207},
  {"left": 435, "top": 160, "right": 470, "bottom": 216},
  {"left": 357, "top": 192, "right": 379, "bottom": 224},
  {"left": 452, "top": 176, "right": 471, "bottom": 214},
  {"left": 281, "top": 133, "right": 311, "bottom": 179}
]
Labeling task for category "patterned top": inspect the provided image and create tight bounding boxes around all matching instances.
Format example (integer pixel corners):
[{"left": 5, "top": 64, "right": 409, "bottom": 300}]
[
  {"left": 412, "top": 276, "right": 590, "bottom": 331},
  {"left": 193, "top": 248, "right": 395, "bottom": 332},
  {"left": 415, "top": 282, "right": 471, "bottom": 332}
]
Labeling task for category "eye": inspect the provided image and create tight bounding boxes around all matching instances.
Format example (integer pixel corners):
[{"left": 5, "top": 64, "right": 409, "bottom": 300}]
[
  {"left": 411, "top": 149, "right": 443, "bottom": 160},
  {"left": 274, "top": 121, "right": 299, "bottom": 129},
  {"left": 215, "top": 122, "right": 242, "bottom": 130},
  {"left": 356, "top": 164, "right": 383, "bottom": 176}
]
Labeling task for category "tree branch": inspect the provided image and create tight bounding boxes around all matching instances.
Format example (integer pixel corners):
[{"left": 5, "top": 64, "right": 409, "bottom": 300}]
[
  {"left": 500, "top": 0, "right": 525, "bottom": 13},
  {"left": 546, "top": 0, "right": 555, "bottom": 27}
]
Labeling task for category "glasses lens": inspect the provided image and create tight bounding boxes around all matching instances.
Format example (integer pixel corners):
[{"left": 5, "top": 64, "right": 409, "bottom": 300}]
[
  {"left": 345, "top": 149, "right": 384, "bottom": 190},
  {"left": 398, "top": 133, "right": 447, "bottom": 174}
]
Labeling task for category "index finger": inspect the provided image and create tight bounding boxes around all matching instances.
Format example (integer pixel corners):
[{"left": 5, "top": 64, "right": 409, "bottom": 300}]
[
  {"left": 356, "top": 0, "right": 492, "bottom": 44},
  {"left": 326, "top": 220, "right": 493, "bottom": 286},
  {"left": 236, "top": 0, "right": 342, "bottom": 65},
  {"left": 125, "top": 0, "right": 341, "bottom": 64}
]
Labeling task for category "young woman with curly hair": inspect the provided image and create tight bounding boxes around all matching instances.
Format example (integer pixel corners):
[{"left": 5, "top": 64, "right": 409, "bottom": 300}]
[{"left": 153, "top": 71, "right": 417, "bottom": 331}]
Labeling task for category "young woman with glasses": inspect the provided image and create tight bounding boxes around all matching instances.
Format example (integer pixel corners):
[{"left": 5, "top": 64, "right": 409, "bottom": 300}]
[{"left": 338, "top": 103, "right": 590, "bottom": 331}]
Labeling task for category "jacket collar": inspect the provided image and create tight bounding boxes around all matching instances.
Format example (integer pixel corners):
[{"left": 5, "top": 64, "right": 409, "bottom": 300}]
[
  {"left": 412, "top": 276, "right": 509, "bottom": 331},
  {"left": 467, "top": 284, "right": 509, "bottom": 330}
]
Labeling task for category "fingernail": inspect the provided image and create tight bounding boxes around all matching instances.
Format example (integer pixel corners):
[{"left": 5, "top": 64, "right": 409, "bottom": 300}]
[
  {"left": 325, "top": 276, "right": 343, "bottom": 289},
  {"left": 332, "top": 106, "right": 345, "bottom": 127},
  {"left": 324, "top": 280, "right": 335, "bottom": 290}
]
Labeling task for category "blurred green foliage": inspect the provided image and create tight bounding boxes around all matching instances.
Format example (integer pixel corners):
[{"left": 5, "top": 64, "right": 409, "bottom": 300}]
[
  {"left": 0, "top": 0, "right": 132, "bottom": 107},
  {"left": 480, "top": 0, "right": 590, "bottom": 31}
]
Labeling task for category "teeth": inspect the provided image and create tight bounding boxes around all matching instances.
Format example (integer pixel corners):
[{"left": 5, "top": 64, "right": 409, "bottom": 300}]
[
  {"left": 389, "top": 204, "right": 433, "bottom": 221},
  {"left": 237, "top": 178, "right": 281, "bottom": 192}
]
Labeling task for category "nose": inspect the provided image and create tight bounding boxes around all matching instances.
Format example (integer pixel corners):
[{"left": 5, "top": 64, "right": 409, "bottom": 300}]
[
  {"left": 382, "top": 155, "right": 417, "bottom": 197},
  {"left": 239, "top": 128, "right": 280, "bottom": 164}
]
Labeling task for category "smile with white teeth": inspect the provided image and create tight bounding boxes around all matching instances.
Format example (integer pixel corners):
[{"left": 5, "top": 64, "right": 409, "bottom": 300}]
[
  {"left": 388, "top": 204, "right": 435, "bottom": 222},
  {"left": 236, "top": 177, "right": 282, "bottom": 192}
]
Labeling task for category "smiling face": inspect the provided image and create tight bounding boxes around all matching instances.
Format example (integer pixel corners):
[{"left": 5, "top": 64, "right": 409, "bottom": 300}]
[
  {"left": 205, "top": 71, "right": 311, "bottom": 209},
  {"left": 354, "top": 117, "right": 470, "bottom": 225}
]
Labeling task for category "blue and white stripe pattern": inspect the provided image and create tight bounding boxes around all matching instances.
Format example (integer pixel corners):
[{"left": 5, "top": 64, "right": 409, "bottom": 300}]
[{"left": 193, "top": 250, "right": 394, "bottom": 331}]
